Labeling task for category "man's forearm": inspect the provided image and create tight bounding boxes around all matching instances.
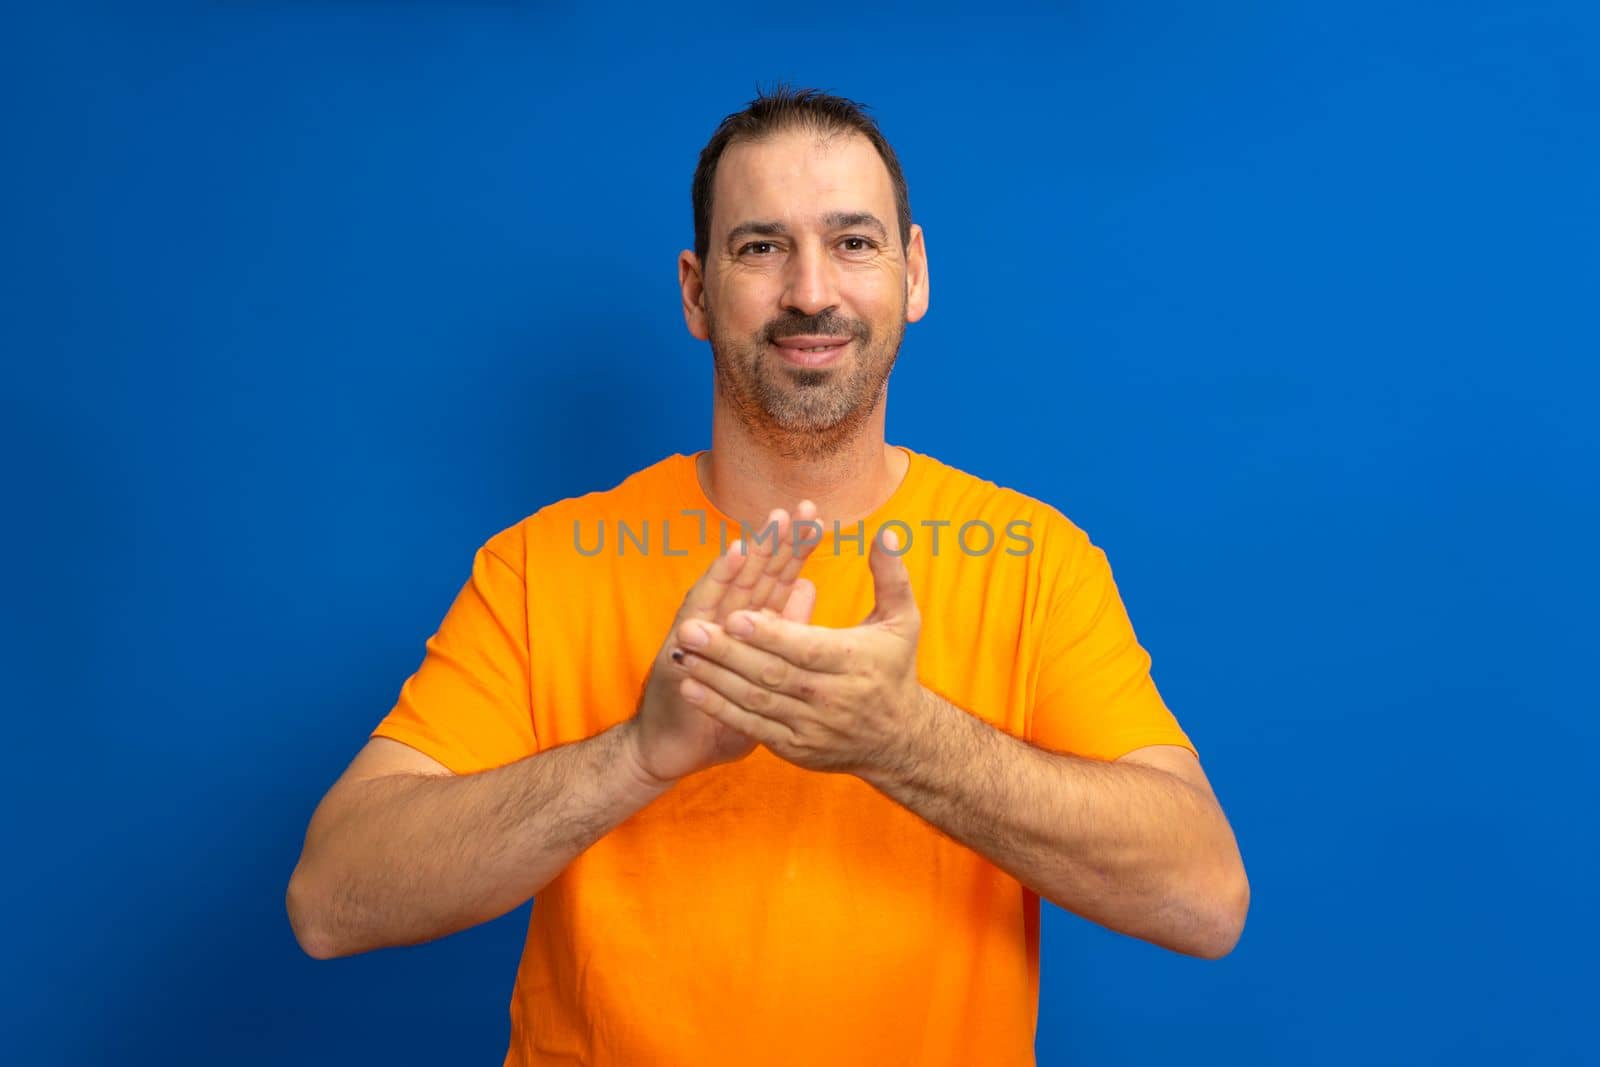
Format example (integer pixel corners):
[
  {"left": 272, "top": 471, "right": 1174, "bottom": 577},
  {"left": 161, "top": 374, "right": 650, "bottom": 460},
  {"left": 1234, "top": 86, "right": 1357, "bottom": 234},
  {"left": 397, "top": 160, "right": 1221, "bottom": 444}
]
[
  {"left": 860, "top": 688, "right": 1247, "bottom": 959},
  {"left": 287, "top": 720, "right": 668, "bottom": 959}
]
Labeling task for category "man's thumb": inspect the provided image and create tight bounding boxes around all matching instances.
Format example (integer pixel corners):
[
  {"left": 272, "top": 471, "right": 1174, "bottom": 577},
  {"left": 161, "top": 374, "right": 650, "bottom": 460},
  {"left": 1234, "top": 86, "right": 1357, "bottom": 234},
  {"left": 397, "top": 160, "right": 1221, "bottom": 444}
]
[{"left": 865, "top": 527, "right": 916, "bottom": 626}]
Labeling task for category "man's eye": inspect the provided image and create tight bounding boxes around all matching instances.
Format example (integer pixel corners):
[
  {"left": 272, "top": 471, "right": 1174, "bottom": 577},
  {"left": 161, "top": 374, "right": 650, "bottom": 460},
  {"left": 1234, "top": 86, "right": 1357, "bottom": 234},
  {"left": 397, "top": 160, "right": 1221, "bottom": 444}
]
[
  {"left": 841, "top": 237, "right": 875, "bottom": 252},
  {"left": 740, "top": 242, "right": 776, "bottom": 255}
]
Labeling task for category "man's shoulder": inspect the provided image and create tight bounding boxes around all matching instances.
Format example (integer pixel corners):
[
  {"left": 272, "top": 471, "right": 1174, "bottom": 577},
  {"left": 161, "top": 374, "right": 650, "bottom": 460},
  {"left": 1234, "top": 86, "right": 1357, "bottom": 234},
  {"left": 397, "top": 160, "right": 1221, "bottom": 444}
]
[
  {"left": 912, "top": 449, "right": 1088, "bottom": 546},
  {"left": 478, "top": 452, "right": 689, "bottom": 565}
]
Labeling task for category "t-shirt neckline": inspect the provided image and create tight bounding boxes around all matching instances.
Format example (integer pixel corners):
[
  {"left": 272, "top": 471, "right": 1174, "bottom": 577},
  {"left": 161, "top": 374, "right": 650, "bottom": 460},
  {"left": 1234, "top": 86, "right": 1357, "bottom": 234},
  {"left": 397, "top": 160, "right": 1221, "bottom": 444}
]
[{"left": 676, "top": 446, "right": 927, "bottom": 567}]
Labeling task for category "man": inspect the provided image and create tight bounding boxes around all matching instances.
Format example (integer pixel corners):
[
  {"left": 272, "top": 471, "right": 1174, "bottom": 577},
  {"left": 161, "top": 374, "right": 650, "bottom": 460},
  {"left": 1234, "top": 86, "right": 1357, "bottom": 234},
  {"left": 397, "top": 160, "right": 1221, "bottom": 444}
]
[{"left": 287, "top": 86, "right": 1248, "bottom": 1066}]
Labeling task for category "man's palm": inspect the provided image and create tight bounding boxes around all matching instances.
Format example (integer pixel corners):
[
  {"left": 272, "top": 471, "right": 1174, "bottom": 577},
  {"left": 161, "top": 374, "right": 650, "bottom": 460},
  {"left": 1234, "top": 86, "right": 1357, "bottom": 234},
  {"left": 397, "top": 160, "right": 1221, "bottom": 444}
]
[{"left": 632, "top": 503, "right": 820, "bottom": 783}]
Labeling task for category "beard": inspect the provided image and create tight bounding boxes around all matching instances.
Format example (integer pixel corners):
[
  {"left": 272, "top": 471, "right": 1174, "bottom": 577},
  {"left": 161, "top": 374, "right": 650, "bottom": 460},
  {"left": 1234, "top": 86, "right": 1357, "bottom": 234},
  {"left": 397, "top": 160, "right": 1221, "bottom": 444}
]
[{"left": 706, "top": 300, "right": 905, "bottom": 460}]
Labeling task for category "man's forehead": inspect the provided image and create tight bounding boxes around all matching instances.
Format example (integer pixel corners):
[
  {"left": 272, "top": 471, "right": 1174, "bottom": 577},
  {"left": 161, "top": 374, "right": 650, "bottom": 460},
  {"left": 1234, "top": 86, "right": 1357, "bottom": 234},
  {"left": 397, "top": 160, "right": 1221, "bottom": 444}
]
[{"left": 713, "top": 129, "right": 894, "bottom": 230}]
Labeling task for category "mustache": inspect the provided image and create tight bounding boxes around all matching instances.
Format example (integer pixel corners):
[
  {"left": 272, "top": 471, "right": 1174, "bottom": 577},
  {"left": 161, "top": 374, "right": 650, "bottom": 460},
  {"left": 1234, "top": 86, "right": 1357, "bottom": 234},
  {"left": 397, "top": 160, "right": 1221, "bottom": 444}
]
[{"left": 764, "top": 313, "right": 869, "bottom": 343}]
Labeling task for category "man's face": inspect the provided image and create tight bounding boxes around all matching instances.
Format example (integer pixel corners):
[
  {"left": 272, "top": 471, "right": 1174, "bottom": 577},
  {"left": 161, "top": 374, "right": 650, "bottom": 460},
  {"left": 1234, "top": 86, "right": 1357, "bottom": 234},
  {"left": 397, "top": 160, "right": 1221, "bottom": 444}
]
[{"left": 680, "top": 128, "right": 928, "bottom": 448}]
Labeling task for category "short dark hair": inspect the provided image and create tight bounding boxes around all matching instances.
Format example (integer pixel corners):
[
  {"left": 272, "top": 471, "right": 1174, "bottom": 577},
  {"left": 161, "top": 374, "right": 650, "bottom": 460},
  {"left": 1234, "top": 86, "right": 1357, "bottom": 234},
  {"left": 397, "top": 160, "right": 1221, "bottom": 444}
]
[{"left": 691, "top": 85, "right": 913, "bottom": 265}]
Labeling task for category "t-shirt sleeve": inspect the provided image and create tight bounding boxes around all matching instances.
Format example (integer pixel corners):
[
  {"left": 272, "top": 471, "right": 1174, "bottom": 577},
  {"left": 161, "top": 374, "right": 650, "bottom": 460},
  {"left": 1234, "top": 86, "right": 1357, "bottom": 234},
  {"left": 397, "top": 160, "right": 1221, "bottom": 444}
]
[
  {"left": 370, "top": 534, "right": 538, "bottom": 775},
  {"left": 1028, "top": 523, "right": 1198, "bottom": 763}
]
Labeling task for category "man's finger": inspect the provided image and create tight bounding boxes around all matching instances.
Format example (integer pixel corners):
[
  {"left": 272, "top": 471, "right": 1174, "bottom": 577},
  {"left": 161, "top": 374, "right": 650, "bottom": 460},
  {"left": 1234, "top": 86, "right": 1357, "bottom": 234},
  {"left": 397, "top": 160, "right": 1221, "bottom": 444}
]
[
  {"left": 678, "top": 539, "right": 749, "bottom": 622},
  {"left": 720, "top": 610, "right": 853, "bottom": 674},
  {"left": 779, "top": 577, "right": 817, "bottom": 623},
  {"left": 746, "top": 499, "right": 820, "bottom": 611},
  {"left": 674, "top": 618, "right": 801, "bottom": 694},
  {"left": 675, "top": 635, "right": 811, "bottom": 725},
  {"left": 680, "top": 676, "right": 793, "bottom": 749},
  {"left": 717, "top": 508, "right": 786, "bottom": 618},
  {"left": 864, "top": 526, "right": 919, "bottom": 629}
]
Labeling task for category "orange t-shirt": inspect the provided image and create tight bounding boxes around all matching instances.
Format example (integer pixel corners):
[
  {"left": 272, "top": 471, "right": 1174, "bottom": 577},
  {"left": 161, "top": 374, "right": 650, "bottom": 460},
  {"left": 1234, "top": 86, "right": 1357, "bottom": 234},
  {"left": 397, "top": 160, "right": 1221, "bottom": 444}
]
[{"left": 372, "top": 446, "right": 1196, "bottom": 1066}]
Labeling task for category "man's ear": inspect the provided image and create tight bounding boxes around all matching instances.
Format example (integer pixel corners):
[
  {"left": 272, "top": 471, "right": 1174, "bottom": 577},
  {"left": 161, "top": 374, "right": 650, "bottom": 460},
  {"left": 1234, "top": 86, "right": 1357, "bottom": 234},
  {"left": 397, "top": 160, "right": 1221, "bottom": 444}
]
[
  {"left": 679, "top": 250, "right": 710, "bottom": 340},
  {"left": 904, "top": 223, "right": 929, "bottom": 324}
]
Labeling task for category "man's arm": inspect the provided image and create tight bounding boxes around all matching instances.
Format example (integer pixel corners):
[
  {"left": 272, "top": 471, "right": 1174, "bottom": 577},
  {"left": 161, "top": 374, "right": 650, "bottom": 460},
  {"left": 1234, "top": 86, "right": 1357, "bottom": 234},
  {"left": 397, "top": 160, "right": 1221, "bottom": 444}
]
[
  {"left": 288, "top": 514, "right": 827, "bottom": 960},
  {"left": 286, "top": 723, "right": 667, "bottom": 960},
  {"left": 666, "top": 531, "right": 1248, "bottom": 958},
  {"left": 861, "top": 689, "right": 1249, "bottom": 959},
  {"left": 678, "top": 621, "right": 1250, "bottom": 958}
]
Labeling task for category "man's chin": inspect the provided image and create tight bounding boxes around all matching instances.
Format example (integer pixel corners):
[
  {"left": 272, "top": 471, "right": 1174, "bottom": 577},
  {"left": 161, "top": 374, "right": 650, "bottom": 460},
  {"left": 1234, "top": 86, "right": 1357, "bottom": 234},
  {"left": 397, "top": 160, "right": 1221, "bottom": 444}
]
[
  {"left": 761, "top": 413, "right": 842, "bottom": 435},
  {"left": 760, "top": 399, "right": 875, "bottom": 436}
]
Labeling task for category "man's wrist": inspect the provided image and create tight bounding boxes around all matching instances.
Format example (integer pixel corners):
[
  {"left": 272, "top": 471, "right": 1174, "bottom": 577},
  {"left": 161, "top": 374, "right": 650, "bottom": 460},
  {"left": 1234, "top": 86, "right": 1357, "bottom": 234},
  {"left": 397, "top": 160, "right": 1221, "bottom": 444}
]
[
  {"left": 615, "top": 718, "right": 680, "bottom": 798},
  {"left": 858, "top": 684, "right": 942, "bottom": 792}
]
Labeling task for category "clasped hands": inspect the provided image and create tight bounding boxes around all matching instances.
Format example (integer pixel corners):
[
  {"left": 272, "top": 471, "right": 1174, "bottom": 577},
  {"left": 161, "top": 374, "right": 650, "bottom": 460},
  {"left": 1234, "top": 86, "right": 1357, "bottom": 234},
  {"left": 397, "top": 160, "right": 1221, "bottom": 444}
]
[{"left": 669, "top": 520, "right": 931, "bottom": 779}]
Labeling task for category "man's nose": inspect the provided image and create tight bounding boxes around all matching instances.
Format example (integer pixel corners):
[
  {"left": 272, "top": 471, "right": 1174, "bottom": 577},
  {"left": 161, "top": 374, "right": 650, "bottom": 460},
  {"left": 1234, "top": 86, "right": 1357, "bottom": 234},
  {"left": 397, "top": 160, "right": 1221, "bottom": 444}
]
[{"left": 780, "top": 239, "right": 840, "bottom": 318}]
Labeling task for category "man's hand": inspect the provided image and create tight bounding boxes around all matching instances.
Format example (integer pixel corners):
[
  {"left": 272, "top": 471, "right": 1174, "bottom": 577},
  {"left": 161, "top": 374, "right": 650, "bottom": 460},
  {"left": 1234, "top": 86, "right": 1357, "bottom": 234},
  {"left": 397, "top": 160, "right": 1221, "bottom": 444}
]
[
  {"left": 629, "top": 503, "right": 821, "bottom": 786},
  {"left": 667, "top": 528, "right": 931, "bottom": 778}
]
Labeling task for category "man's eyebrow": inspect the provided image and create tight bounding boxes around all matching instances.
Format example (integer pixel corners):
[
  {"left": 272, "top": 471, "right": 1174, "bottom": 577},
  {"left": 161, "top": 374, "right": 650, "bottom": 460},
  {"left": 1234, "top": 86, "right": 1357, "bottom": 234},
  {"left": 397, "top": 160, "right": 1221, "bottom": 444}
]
[
  {"left": 725, "top": 211, "right": 890, "bottom": 246},
  {"left": 726, "top": 220, "right": 790, "bottom": 244},
  {"left": 822, "top": 211, "right": 889, "bottom": 238}
]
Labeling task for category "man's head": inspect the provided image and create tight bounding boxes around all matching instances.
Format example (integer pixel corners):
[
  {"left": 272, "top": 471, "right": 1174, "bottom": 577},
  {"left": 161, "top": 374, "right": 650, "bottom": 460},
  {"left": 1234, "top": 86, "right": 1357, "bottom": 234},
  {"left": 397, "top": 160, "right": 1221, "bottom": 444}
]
[{"left": 679, "top": 87, "right": 929, "bottom": 457}]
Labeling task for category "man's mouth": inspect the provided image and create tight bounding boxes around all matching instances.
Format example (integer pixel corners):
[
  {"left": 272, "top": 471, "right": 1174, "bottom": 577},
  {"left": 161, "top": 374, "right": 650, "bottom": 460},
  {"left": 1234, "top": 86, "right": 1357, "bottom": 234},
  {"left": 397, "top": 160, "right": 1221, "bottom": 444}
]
[{"left": 771, "top": 335, "right": 851, "bottom": 367}]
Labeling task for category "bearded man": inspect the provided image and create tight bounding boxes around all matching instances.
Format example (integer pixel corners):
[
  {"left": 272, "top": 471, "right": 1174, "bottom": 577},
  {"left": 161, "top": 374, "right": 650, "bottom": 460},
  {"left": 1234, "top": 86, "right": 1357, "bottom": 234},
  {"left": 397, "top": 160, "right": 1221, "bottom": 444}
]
[{"left": 288, "top": 86, "right": 1249, "bottom": 1067}]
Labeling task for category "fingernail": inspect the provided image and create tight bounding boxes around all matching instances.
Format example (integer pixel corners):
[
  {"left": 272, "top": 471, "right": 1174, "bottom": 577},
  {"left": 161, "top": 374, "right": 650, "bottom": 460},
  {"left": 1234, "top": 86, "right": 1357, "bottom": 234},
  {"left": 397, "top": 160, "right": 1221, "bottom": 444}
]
[
  {"left": 682, "top": 622, "right": 709, "bottom": 647},
  {"left": 727, "top": 613, "right": 753, "bottom": 637}
]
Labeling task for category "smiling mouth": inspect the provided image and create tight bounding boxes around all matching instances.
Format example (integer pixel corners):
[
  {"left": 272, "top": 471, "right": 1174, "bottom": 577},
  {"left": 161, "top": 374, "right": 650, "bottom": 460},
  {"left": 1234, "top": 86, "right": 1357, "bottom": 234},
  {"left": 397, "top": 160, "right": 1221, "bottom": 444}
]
[{"left": 771, "top": 339, "right": 849, "bottom": 367}]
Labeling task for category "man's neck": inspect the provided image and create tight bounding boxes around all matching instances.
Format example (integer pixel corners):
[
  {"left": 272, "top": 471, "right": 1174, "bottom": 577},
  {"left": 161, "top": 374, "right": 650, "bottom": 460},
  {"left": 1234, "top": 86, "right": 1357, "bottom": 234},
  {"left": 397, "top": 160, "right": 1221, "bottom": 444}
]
[{"left": 697, "top": 413, "right": 909, "bottom": 533}]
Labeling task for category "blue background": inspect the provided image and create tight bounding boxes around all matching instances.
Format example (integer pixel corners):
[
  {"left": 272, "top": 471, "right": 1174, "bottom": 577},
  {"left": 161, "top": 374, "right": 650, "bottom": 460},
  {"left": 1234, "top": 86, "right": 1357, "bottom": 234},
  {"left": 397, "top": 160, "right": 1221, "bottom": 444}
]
[{"left": 4, "top": 3, "right": 1595, "bottom": 1064}]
